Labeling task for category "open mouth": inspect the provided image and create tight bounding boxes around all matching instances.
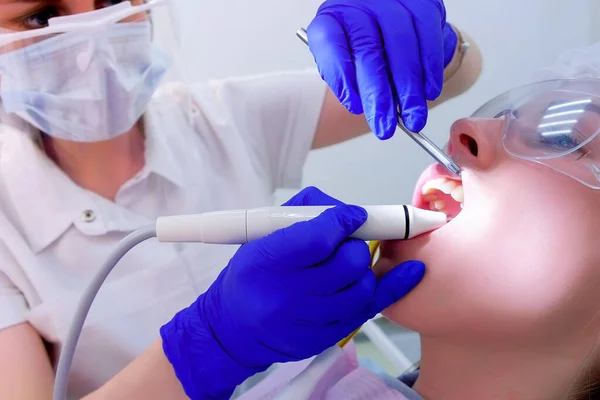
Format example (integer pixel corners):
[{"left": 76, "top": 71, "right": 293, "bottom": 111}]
[{"left": 412, "top": 163, "right": 464, "bottom": 220}]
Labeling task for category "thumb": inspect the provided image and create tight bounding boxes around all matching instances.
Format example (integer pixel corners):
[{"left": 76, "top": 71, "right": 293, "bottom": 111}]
[{"left": 361, "top": 260, "right": 426, "bottom": 318}]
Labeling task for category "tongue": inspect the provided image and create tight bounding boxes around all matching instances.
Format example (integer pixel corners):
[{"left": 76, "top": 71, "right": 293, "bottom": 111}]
[
  {"left": 412, "top": 163, "right": 463, "bottom": 219},
  {"left": 425, "top": 189, "right": 462, "bottom": 219}
]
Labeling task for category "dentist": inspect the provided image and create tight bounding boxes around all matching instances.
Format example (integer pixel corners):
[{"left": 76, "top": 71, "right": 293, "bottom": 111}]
[{"left": 0, "top": 0, "right": 481, "bottom": 398}]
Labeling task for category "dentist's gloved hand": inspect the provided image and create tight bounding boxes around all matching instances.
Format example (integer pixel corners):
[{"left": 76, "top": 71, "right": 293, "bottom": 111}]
[
  {"left": 160, "top": 186, "right": 426, "bottom": 400},
  {"left": 307, "top": 0, "right": 458, "bottom": 139}
]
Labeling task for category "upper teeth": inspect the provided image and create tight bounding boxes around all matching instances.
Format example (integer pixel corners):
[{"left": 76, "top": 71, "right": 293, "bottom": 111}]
[
  {"left": 422, "top": 177, "right": 464, "bottom": 203},
  {"left": 450, "top": 185, "right": 464, "bottom": 203}
]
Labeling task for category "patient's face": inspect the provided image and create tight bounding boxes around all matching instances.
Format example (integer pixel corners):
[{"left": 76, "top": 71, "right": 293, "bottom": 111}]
[{"left": 375, "top": 117, "right": 600, "bottom": 345}]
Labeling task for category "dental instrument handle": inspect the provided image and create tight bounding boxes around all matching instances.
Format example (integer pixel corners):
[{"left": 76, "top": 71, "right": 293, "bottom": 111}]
[
  {"left": 296, "top": 27, "right": 309, "bottom": 45},
  {"left": 296, "top": 27, "right": 461, "bottom": 177},
  {"left": 396, "top": 122, "right": 462, "bottom": 176},
  {"left": 155, "top": 205, "right": 447, "bottom": 243}
]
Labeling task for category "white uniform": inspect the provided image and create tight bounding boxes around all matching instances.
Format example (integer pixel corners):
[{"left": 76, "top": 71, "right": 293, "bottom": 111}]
[{"left": 0, "top": 69, "right": 326, "bottom": 398}]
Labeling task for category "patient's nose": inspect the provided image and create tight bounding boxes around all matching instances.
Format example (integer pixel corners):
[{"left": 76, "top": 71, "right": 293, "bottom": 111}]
[{"left": 447, "top": 118, "right": 504, "bottom": 171}]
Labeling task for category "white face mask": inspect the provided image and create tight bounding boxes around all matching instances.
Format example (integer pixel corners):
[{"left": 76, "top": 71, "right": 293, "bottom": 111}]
[{"left": 0, "top": 21, "right": 170, "bottom": 142}]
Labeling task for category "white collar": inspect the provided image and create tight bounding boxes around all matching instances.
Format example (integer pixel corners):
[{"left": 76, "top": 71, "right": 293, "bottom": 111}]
[
  {"left": 0, "top": 101, "right": 187, "bottom": 253},
  {"left": 142, "top": 97, "right": 186, "bottom": 188}
]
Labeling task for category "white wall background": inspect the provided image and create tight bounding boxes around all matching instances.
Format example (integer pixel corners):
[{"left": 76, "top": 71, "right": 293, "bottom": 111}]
[
  {"left": 159, "top": 0, "right": 593, "bottom": 206},
  {"left": 592, "top": 0, "right": 600, "bottom": 42}
]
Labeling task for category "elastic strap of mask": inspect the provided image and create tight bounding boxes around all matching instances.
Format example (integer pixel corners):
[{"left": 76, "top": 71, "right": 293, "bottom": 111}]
[
  {"left": 337, "top": 240, "right": 381, "bottom": 348},
  {"left": 144, "top": 0, "right": 154, "bottom": 40},
  {"left": 0, "top": 102, "right": 41, "bottom": 143}
]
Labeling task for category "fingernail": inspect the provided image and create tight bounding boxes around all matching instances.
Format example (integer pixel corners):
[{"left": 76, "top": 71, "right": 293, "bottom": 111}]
[
  {"left": 347, "top": 102, "right": 364, "bottom": 115},
  {"left": 342, "top": 94, "right": 364, "bottom": 115},
  {"left": 399, "top": 261, "right": 426, "bottom": 287},
  {"left": 405, "top": 113, "right": 426, "bottom": 132},
  {"left": 371, "top": 115, "right": 396, "bottom": 140},
  {"left": 425, "top": 83, "right": 442, "bottom": 101},
  {"left": 346, "top": 204, "right": 368, "bottom": 222},
  {"left": 342, "top": 101, "right": 355, "bottom": 114}
]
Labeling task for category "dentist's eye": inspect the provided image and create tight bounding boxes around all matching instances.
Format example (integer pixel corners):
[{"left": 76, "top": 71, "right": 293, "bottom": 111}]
[
  {"left": 98, "top": 0, "right": 127, "bottom": 7},
  {"left": 16, "top": 0, "right": 131, "bottom": 31},
  {"left": 21, "top": 6, "right": 59, "bottom": 30}
]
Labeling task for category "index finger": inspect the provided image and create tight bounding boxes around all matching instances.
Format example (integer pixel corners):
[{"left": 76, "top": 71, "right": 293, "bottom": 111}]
[
  {"left": 343, "top": 8, "right": 398, "bottom": 140},
  {"left": 282, "top": 186, "right": 344, "bottom": 207},
  {"left": 378, "top": 11, "right": 428, "bottom": 132},
  {"left": 255, "top": 204, "right": 367, "bottom": 268},
  {"left": 307, "top": 13, "right": 363, "bottom": 114}
]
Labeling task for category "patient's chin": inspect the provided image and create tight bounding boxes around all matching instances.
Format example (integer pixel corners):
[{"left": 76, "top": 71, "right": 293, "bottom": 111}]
[
  {"left": 376, "top": 231, "right": 438, "bottom": 271},
  {"left": 371, "top": 253, "right": 398, "bottom": 279}
]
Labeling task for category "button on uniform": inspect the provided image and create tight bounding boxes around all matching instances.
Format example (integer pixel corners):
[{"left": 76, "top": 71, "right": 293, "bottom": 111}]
[{"left": 81, "top": 209, "right": 96, "bottom": 223}]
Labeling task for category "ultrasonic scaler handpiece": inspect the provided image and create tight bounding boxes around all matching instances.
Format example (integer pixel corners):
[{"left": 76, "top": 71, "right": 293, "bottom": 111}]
[{"left": 155, "top": 205, "right": 447, "bottom": 243}]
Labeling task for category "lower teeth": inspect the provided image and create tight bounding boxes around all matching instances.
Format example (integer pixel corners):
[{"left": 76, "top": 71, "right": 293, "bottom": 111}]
[
  {"left": 428, "top": 201, "right": 464, "bottom": 213},
  {"left": 431, "top": 200, "right": 445, "bottom": 211}
]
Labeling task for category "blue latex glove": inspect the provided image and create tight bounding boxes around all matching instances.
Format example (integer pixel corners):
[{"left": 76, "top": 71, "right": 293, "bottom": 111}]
[
  {"left": 307, "top": 0, "right": 458, "bottom": 139},
  {"left": 160, "top": 187, "right": 426, "bottom": 400}
]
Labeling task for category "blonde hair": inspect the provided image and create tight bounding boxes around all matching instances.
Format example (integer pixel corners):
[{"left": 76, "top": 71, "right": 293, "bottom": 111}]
[
  {"left": 572, "top": 358, "right": 600, "bottom": 400},
  {"left": 536, "top": 41, "right": 600, "bottom": 81}
]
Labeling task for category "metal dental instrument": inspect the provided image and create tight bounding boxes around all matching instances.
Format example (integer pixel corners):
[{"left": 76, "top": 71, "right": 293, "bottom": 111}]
[{"left": 295, "top": 28, "right": 462, "bottom": 176}]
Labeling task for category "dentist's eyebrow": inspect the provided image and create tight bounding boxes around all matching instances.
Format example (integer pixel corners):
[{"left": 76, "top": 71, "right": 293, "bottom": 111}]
[
  {"left": 4, "top": 0, "right": 46, "bottom": 3},
  {"left": 1, "top": 0, "right": 61, "bottom": 27},
  {"left": 0, "top": 0, "right": 60, "bottom": 7},
  {"left": 0, "top": 0, "right": 38, "bottom": 4}
]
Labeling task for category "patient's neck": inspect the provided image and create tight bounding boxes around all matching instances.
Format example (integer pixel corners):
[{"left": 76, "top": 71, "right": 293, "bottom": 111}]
[{"left": 414, "top": 336, "right": 587, "bottom": 400}]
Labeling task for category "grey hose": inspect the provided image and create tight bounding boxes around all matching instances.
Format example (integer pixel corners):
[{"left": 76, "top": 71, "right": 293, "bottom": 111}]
[{"left": 53, "top": 226, "right": 157, "bottom": 400}]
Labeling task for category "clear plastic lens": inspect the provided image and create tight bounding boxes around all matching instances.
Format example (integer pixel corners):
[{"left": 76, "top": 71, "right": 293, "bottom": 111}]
[
  {"left": 503, "top": 90, "right": 600, "bottom": 160},
  {"left": 0, "top": 13, "right": 149, "bottom": 56},
  {"left": 471, "top": 79, "right": 600, "bottom": 189},
  {"left": 0, "top": 0, "right": 156, "bottom": 53},
  {"left": 0, "top": 0, "right": 148, "bottom": 29}
]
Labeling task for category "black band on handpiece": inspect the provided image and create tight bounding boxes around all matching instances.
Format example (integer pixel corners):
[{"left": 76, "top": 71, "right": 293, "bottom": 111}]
[{"left": 402, "top": 205, "right": 410, "bottom": 240}]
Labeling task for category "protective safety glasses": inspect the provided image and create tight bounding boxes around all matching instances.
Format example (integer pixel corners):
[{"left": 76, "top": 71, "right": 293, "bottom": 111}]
[
  {"left": 0, "top": 0, "right": 169, "bottom": 50},
  {"left": 471, "top": 78, "right": 600, "bottom": 189}
]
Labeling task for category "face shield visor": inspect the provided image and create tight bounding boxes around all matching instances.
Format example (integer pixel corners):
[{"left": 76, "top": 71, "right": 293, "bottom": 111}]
[
  {"left": 471, "top": 78, "right": 600, "bottom": 189},
  {"left": 0, "top": 0, "right": 184, "bottom": 142}
]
